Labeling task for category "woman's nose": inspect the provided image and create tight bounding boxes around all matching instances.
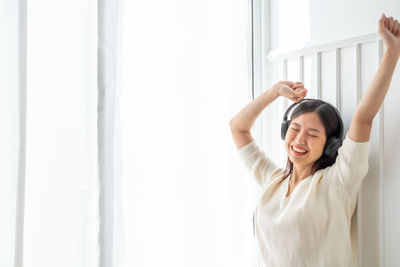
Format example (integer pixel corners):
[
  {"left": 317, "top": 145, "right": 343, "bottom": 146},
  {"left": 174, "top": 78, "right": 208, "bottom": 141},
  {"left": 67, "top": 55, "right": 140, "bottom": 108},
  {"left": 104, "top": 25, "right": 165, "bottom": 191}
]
[{"left": 295, "top": 132, "right": 307, "bottom": 144}]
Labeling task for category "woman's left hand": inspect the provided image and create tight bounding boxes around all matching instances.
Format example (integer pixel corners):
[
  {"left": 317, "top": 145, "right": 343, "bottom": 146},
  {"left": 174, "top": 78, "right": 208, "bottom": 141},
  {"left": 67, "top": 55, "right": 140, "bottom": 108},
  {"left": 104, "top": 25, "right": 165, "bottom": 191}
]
[{"left": 378, "top": 13, "right": 400, "bottom": 57}]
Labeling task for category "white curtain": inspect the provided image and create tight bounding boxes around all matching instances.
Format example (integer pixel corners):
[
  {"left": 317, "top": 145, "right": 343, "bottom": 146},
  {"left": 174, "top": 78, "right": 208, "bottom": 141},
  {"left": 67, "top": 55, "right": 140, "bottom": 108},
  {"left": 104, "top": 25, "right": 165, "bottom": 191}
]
[
  {"left": 1, "top": 0, "right": 98, "bottom": 266},
  {"left": 118, "top": 1, "right": 257, "bottom": 266},
  {"left": 0, "top": 0, "right": 257, "bottom": 266},
  {"left": 0, "top": 1, "right": 20, "bottom": 266},
  {"left": 24, "top": 0, "right": 98, "bottom": 266}
]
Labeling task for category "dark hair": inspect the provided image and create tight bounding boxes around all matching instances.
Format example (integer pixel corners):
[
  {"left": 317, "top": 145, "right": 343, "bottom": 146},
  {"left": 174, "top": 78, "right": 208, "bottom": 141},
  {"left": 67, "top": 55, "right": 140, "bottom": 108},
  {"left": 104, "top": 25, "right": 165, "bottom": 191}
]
[{"left": 282, "top": 99, "right": 343, "bottom": 180}]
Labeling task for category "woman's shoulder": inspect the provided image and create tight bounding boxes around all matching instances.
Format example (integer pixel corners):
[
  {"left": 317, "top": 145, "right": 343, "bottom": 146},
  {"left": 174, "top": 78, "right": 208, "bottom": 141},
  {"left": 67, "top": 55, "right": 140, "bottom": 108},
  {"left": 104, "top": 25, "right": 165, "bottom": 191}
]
[{"left": 342, "top": 131, "right": 371, "bottom": 149}]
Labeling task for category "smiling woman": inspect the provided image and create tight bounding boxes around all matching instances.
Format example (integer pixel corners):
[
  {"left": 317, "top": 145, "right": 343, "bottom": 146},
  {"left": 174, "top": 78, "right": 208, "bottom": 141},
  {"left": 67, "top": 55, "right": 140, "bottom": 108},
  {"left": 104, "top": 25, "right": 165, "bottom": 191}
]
[
  {"left": 282, "top": 99, "right": 344, "bottom": 183},
  {"left": 230, "top": 13, "right": 400, "bottom": 267}
]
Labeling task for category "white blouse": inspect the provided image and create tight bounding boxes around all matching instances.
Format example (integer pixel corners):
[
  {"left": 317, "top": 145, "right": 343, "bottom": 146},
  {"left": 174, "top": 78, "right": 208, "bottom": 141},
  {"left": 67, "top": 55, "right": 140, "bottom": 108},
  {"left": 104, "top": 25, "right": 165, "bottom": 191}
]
[{"left": 237, "top": 131, "right": 370, "bottom": 267}]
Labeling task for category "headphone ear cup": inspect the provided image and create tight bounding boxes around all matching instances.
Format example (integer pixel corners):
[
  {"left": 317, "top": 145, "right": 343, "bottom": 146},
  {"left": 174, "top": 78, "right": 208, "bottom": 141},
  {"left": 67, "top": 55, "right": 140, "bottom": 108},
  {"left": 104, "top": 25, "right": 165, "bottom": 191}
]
[
  {"left": 281, "top": 121, "right": 289, "bottom": 140},
  {"left": 323, "top": 137, "right": 343, "bottom": 158}
]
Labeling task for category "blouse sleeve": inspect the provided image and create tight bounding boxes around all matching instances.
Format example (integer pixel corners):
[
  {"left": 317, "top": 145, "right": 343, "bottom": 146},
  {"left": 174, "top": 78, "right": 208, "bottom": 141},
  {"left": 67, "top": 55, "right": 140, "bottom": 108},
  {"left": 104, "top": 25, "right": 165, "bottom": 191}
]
[
  {"left": 324, "top": 131, "right": 371, "bottom": 202},
  {"left": 237, "top": 140, "right": 279, "bottom": 188}
]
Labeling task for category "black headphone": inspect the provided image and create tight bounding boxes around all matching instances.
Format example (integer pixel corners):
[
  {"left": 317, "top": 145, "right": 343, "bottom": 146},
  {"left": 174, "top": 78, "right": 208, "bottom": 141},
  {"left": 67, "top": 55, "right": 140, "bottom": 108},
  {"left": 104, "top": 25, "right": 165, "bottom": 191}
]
[{"left": 281, "top": 98, "right": 344, "bottom": 158}]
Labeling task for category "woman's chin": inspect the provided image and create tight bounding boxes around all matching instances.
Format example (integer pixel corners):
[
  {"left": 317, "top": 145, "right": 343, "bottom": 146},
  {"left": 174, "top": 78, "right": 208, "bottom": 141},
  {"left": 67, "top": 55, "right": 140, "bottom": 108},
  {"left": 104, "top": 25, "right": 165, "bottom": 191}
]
[{"left": 288, "top": 155, "right": 308, "bottom": 165}]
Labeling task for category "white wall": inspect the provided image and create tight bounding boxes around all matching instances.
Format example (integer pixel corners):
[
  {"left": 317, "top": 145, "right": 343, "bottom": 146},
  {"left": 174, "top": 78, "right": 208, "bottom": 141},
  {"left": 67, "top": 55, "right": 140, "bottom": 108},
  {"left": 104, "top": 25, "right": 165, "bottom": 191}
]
[{"left": 270, "top": 0, "right": 400, "bottom": 50}]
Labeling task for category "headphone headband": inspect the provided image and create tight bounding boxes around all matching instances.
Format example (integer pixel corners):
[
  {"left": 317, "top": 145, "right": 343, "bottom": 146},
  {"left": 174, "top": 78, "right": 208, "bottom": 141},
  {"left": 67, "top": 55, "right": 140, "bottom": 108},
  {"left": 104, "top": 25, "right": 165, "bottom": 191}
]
[{"left": 282, "top": 98, "right": 315, "bottom": 122}]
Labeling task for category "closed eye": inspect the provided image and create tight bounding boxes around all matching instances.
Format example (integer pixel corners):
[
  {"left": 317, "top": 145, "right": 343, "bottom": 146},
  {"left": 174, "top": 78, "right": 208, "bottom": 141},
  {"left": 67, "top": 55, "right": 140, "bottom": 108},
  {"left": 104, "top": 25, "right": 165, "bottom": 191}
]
[{"left": 291, "top": 128, "right": 318, "bottom": 137}]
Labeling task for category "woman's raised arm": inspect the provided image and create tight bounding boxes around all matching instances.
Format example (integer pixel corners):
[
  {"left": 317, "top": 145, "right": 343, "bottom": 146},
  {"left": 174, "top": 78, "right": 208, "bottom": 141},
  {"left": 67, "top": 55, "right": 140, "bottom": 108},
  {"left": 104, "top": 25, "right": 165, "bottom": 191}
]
[
  {"left": 229, "top": 81, "right": 307, "bottom": 149},
  {"left": 349, "top": 14, "right": 400, "bottom": 142}
]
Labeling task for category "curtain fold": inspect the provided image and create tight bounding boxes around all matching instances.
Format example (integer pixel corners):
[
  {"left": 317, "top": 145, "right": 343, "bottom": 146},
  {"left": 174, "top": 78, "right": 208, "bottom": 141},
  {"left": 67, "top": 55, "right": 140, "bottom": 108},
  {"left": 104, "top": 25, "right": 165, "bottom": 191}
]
[
  {"left": 0, "top": 1, "right": 21, "bottom": 266},
  {"left": 97, "top": 0, "right": 122, "bottom": 266},
  {"left": 15, "top": 0, "right": 27, "bottom": 266}
]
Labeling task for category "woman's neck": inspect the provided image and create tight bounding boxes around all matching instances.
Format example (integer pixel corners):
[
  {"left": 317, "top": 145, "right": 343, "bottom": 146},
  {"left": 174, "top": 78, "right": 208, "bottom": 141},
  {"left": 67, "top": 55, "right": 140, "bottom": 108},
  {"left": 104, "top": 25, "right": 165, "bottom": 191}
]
[{"left": 291, "top": 164, "right": 312, "bottom": 184}]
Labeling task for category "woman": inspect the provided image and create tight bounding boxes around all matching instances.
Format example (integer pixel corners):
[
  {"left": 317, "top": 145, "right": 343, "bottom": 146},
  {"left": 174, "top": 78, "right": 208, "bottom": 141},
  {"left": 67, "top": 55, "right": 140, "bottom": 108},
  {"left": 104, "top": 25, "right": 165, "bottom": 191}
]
[{"left": 229, "top": 14, "right": 399, "bottom": 267}]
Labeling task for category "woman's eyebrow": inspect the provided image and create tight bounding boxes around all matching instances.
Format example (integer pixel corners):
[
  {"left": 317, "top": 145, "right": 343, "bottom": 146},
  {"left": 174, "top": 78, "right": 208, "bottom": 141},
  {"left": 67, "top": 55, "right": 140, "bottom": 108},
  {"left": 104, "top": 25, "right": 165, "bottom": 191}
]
[{"left": 291, "top": 122, "right": 321, "bottom": 133}]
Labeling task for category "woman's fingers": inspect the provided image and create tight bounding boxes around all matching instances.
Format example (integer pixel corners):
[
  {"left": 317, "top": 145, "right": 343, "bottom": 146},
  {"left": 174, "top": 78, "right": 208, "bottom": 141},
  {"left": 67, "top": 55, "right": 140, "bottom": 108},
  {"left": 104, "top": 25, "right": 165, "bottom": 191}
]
[
  {"left": 294, "top": 88, "right": 307, "bottom": 95},
  {"left": 292, "top": 81, "right": 303, "bottom": 85},
  {"left": 292, "top": 89, "right": 307, "bottom": 103},
  {"left": 378, "top": 14, "right": 400, "bottom": 56},
  {"left": 280, "top": 81, "right": 294, "bottom": 87},
  {"left": 278, "top": 81, "right": 307, "bottom": 102},
  {"left": 384, "top": 16, "right": 400, "bottom": 34},
  {"left": 389, "top": 17, "right": 394, "bottom": 31},
  {"left": 283, "top": 81, "right": 303, "bottom": 89},
  {"left": 280, "top": 83, "right": 307, "bottom": 102},
  {"left": 293, "top": 95, "right": 306, "bottom": 103},
  {"left": 379, "top": 14, "right": 399, "bottom": 35},
  {"left": 380, "top": 14, "right": 395, "bottom": 32},
  {"left": 380, "top": 13, "right": 387, "bottom": 29},
  {"left": 291, "top": 82, "right": 304, "bottom": 89},
  {"left": 292, "top": 84, "right": 305, "bottom": 89}
]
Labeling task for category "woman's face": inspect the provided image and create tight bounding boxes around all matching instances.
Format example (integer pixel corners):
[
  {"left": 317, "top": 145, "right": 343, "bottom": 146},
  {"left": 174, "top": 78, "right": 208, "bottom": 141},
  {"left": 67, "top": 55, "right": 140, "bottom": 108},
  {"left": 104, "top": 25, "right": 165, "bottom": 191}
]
[{"left": 285, "top": 112, "right": 327, "bottom": 169}]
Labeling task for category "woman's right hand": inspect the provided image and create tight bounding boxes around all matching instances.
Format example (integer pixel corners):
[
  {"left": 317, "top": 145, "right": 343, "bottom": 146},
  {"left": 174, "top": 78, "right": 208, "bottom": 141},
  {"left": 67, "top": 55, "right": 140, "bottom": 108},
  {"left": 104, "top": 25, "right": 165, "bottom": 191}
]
[{"left": 272, "top": 81, "right": 308, "bottom": 103}]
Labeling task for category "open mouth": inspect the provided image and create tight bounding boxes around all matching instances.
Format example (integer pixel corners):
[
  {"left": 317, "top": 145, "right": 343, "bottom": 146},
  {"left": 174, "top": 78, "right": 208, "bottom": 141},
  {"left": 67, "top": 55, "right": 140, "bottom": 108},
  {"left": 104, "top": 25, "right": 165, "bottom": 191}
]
[{"left": 291, "top": 145, "right": 308, "bottom": 156}]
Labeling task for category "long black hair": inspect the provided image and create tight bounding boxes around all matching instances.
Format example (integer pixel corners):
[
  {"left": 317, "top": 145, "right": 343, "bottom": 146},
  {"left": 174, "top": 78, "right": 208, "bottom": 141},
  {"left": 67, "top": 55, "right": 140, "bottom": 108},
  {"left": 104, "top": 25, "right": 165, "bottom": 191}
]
[{"left": 282, "top": 99, "right": 344, "bottom": 180}]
